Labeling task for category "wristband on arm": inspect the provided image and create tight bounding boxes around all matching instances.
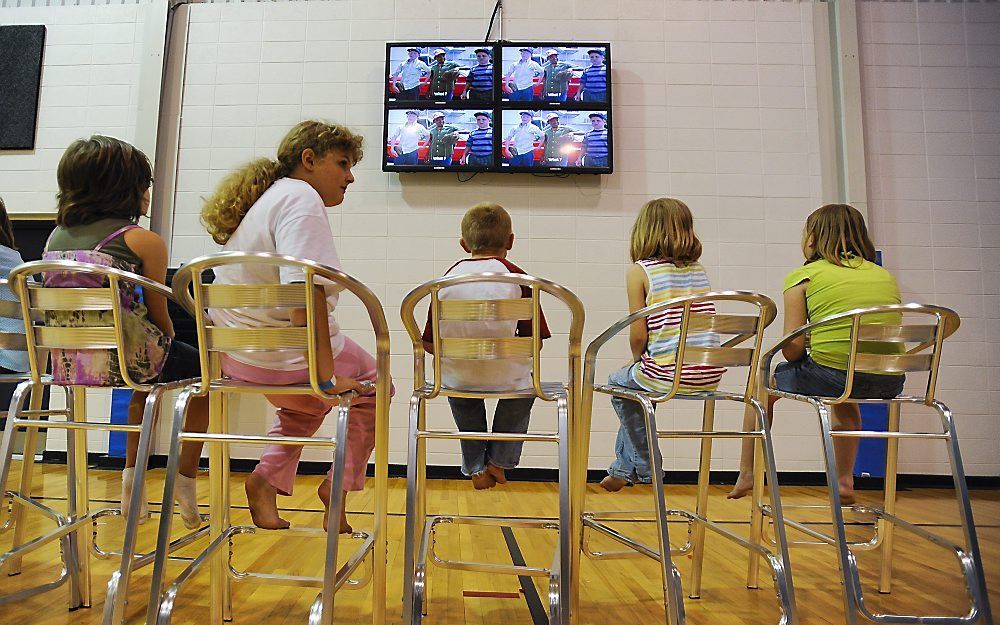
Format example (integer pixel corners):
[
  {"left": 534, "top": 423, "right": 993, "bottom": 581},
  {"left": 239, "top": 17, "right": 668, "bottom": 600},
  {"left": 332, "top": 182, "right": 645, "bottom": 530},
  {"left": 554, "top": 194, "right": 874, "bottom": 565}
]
[{"left": 318, "top": 378, "right": 337, "bottom": 392}]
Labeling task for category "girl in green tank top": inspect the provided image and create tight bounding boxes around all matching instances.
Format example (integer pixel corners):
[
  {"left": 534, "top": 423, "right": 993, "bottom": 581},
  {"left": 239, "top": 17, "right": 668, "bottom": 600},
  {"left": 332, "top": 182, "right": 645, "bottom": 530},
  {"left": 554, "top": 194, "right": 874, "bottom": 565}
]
[{"left": 728, "top": 204, "right": 904, "bottom": 505}]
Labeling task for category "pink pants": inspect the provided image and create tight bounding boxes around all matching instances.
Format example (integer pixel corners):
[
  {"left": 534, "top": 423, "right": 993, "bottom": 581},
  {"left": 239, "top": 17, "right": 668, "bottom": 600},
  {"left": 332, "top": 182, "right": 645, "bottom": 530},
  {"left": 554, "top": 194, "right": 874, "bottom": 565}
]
[{"left": 221, "top": 337, "right": 382, "bottom": 494}]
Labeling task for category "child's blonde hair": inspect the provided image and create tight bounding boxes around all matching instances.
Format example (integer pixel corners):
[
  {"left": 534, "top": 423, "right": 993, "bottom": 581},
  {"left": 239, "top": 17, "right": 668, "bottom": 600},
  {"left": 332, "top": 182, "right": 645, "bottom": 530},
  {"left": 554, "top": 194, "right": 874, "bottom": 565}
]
[
  {"left": 461, "top": 203, "right": 512, "bottom": 253},
  {"left": 802, "top": 203, "right": 876, "bottom": 267},
  {"left": 201, "top": 120, "right": 364, "bottom": 244},
  {"left": 629, "top": 198, "right": 702, "bottom": 266}
]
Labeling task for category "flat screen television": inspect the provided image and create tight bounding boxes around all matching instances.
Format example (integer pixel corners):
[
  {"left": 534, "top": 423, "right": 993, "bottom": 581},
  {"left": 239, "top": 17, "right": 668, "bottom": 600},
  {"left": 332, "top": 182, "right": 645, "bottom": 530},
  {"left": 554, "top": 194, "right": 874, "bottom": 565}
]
[{"left": 382, "top": 41, "right": 611, "bottom": 174}]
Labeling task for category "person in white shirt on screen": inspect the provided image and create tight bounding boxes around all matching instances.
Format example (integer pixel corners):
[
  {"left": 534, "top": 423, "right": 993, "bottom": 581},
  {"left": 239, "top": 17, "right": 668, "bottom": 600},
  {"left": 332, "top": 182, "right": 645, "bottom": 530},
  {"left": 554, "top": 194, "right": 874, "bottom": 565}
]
[
  {"left": 390, "top": 47, "right": 429, "bottom": 100},
  {"left": 504, "top": 111, "right": 543, "bottom": 167},
  {"left": 388, "top": 110, "right": 429, "bottom": 166},
  {"left": 503, "top": 47, "right": 543, "bottom": 101}
]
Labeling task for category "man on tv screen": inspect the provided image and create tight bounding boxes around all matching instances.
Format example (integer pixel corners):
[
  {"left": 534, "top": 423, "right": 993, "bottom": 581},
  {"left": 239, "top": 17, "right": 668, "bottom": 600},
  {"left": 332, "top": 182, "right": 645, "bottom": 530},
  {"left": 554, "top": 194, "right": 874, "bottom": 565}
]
[
  {"left": 389, "top": 47, "right": 429, "bottom": 100},
  {"left": 503, "top": 47, "right": 543, "bottom": 101},
  {"left": 388, "top": 110, "right": 430, "bottom": 165},
  {"left": 541, "top": 49, "right": 574, "bottom": 102},
  {"left": 541, "top": 112, "right": 575, "bottom": 166},
  {"left": 426, "top": 111, "right": 461, "bottom": 165},
  {"left": 462, "top": 47, "right": 494, "bottom": 101},
  {"left": 579, "top": 112, "right": 609, "bottom": 168},
  {"left": 505, "top": 111, "right": 543, "bottom": 166},
  {"left": 461, "top": 111, "right": 493, "bottom": 167},
  {"left": 427, "top": 48, "right": 462, "bottom": 100},
  {"left": 576, "top": 49, "right": 607, "bottom": 103}
]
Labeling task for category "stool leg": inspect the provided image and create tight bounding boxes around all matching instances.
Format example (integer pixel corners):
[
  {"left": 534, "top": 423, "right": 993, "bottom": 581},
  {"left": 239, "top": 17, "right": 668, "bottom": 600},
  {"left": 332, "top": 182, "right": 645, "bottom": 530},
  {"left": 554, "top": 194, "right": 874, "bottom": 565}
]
[
  {"left": 555, "top": 394, "right": 572, "bottom": 625},
  {"left": 5, "top": 383, "right": 43, "bottom": 576},
  {"left": 316, "top": 395, "right": 352, "bottom": 625},
  {"left": 815, "top": 400, "right": 859, "bottom": 625},
  {"left": 209, "top": 390, "right": 231, "bottom": 625},
  {"left": 878, "top": 402, "right": 900, "bottom": 594},
  {"left": 936, "top": 400, "right": 994, "bottom": 624},
  {"left": 67, "top": 386, "right": 92, "bottom": 609},
  {"left": 146, "top": 387, "right": 192, "bottom": 625},
  {"left": 0, "top": 381, "right": 32, "bottom": 550},
  {"left": 104, "top": 387, "right": 163, "bottom": 625},
  {"left": 641, "top": 395, "right": 684, "bottom": 625},
  {"left": 687, "top": 399, "right": 715, "bottom": 599},
  {"left": 402, "top": 395, "right": 426, "bottom": 624},
  {"left": 746, "top": 406, "right": 766, "bottom": 590}
]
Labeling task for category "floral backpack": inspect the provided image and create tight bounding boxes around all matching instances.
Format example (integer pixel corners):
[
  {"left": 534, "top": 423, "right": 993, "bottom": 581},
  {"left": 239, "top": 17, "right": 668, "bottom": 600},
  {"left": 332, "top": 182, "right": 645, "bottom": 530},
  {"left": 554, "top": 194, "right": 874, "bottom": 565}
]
[{"left": 42, "top": 224, "right": 170, "bottom": 386}]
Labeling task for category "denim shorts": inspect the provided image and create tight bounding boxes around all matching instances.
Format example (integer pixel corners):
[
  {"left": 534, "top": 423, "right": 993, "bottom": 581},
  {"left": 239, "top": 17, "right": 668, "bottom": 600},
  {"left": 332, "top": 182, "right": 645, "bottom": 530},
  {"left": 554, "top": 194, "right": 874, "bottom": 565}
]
[
  {"left": 773, "top": 356, "right": 904, "bottom": 399},
  {"left": 155, "top": 339, "right": 201, "bottom": 383}
]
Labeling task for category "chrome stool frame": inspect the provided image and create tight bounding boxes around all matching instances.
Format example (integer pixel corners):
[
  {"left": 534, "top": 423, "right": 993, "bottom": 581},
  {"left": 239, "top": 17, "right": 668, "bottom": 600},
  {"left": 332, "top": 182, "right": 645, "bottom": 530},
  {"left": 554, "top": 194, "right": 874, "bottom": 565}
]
[
  {"left": 577, "top": 292, "right": 797, "bottom": 625},
  {"left": 759, "top": 304, "right": 992, "bottom": 625},
  {"left": 400, "top": 272, "right": 584, "bottom": 625},
  {"left": 147, "top": 252, "right": 390, "bottom": 625},
  {"left": 0, "top": 262, "right": 205, "bottom": 621}
]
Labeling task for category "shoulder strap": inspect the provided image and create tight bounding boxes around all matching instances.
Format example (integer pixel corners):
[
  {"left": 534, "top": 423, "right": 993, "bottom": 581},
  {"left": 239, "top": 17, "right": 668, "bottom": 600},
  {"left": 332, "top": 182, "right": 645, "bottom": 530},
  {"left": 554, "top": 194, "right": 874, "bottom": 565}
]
[{"left": 94, "top": 224, "right": 140, "bottom": 252}]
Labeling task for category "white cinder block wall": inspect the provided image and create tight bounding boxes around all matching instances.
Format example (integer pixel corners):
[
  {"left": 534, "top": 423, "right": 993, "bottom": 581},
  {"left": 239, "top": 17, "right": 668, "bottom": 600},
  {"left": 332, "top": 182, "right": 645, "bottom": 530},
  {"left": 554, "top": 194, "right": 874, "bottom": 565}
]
[
  {"left": 858, "top": 0, "right": 1000, "bottom": 476},
  {"left": 0, "top": 0, "right": 996, "bottom": 477}
]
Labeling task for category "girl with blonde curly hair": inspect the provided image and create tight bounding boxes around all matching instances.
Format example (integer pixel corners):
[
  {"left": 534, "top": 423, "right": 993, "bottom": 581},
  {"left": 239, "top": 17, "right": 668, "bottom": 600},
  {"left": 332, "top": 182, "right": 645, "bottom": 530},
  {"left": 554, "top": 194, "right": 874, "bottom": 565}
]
[{"left": 203, "top": 120, "right": 385, "bottom": 534}]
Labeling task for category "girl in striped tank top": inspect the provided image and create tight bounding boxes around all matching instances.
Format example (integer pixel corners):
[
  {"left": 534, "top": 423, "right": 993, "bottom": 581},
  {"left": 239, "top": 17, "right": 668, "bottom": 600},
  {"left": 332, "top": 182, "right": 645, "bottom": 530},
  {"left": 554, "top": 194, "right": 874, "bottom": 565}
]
[{"left": 602, "top": 198, "right": 724, "bottom": 492}]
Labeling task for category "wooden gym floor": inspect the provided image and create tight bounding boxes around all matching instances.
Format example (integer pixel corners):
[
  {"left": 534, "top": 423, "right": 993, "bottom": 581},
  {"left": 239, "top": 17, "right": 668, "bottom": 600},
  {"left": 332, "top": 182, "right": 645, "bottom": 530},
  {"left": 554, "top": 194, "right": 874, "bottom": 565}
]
[{"left": 1, "top": 461, "right": 997, "bottom": 625}]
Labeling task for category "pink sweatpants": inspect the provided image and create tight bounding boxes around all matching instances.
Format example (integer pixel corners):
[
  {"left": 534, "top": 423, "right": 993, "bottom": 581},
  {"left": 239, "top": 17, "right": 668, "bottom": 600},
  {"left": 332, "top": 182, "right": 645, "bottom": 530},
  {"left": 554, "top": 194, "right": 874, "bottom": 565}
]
[{"left": 221, "top": 337, "right": 382, "bottom": 494}]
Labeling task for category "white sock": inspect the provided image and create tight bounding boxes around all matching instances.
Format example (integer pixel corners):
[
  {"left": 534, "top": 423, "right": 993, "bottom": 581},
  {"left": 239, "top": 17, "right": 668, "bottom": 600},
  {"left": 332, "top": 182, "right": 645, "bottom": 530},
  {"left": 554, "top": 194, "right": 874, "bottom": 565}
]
[
  {"left": 120, "top": 467, "right": 149, "bottom": 524},
  {"left": 174, "top": 474, "right": 202, "bottom": 530}
]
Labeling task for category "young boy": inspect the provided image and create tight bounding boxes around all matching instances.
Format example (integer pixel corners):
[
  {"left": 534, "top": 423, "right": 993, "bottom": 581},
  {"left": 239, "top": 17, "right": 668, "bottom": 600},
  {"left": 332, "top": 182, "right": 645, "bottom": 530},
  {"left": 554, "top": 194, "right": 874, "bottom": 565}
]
[{"left": 422, "top": 203, "right": 550, "bottom": 489}]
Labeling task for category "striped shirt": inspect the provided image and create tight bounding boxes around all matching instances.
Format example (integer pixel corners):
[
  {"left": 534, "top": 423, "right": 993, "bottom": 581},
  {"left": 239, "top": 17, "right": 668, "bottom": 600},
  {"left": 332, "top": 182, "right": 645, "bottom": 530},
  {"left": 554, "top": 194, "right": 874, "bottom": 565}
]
[
  {"left": 468, "top": 63, "right": 493, "bottom": 93},
  {"left": 467, "top": 127, "right": 492, "bottom": 156},
  {"left": 583, "top": 129, "right": 608, "bottom": 158},
  {"left": 631, "top": 260, "right": 725, "bottom": 393},
  {"left": 581, "top": 64, "right": 607, "bottom": 94}
]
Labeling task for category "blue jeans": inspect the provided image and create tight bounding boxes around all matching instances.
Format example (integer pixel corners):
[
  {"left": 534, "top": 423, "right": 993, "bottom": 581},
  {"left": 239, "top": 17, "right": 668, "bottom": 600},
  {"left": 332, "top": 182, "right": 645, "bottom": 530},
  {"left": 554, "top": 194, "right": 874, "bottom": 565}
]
[
  {"left": 396, "top": 85, "right": 420, "bottom": 100},
  {"left": 509, "top": 86, "right": 534, "bottom": 101},
  {"left": 583, "top": 156, "right": 608, "bottom": 168},
  {"left": 774, "top": 356, "right": 904, "bottom": 399},
  {"left": 466, "top": 153, "right": 491, "bottom": 167},
  {"left": 447, "top": 397, "right": 535, "bottom": 476},
  {"left": 509, "top": 151, "right": 535, "bottom": 167},
  {"left": 607, "top": 365, "right": 662, "bottom": 484},
  {"left": 583, "top": 90, "right": 607, "bottom": 103},
  {"left": 394, "top": 150, "right": 419, "bottom": 166}
]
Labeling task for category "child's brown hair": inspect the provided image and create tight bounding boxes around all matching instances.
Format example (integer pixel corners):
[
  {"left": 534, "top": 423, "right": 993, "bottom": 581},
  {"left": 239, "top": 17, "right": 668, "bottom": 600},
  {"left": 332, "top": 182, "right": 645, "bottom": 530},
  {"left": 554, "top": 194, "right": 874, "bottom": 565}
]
[
  {"left": 802, "top": 203, "right": 877, "bottom": 267},
  {"left": 461, "top": 203, "right": 512, "bottom": 253},
  {"left": 629, "top": 197, "right": 702, "bottom": 266},
  {"left": 55, "top": 135, "right": 152, "bottom": 227},
  {"left": 201, "top": 120, "right": 364, "bottom": 244}
]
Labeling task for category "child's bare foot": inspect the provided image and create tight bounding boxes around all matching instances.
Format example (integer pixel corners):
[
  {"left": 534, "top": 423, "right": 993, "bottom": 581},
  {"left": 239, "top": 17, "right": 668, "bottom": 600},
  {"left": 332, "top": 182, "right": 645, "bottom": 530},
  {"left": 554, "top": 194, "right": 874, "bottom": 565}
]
[
  {"left": 600, "top": 475, "right": 629, "bottom": 492},
  {"left": 245, "top": 473, "right": 290, "bottom": 529},
  {"left": 318, "top": 480, "right": 352, "bottom": 534},
  {"left": 838, "top": 480, "right": 857, "bottom": 506},
  {"left": 727, "top": 472, "right": 755, "bottom": 500},
  {"left": 486, "top": 464, "right": 507, "bottom": 485},
  {"left": 471, "top": 471, "right": 496, "bottom": 490}
]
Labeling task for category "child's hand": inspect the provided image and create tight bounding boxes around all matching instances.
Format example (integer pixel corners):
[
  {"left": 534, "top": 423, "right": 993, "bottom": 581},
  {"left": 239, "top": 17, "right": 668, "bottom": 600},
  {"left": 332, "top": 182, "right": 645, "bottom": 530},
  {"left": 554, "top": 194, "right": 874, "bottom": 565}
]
[{"left": 326, "top": 377, "right": 366, "bottom": 396}]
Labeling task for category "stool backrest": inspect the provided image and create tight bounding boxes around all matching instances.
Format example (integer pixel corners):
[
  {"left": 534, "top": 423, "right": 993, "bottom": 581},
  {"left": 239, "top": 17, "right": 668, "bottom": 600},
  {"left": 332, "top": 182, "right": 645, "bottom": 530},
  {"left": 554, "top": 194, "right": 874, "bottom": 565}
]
[
  {"left": 171, "top": 251, "right": 390, "bottom": 397},
  {"left": 762, "top": 303, "right": 960, "bottom": 404},
  {"left": 400, "top": 272, "right": 584, "bottom": 401},
  {"left": 8, "top": 260, "right": 174, "bottom": 391},
  {"left": 584, "top": 291, "right": 778, "bottom": 403},
  {"left": 0, "top": 279, "right": 28, "bottom": 356}
]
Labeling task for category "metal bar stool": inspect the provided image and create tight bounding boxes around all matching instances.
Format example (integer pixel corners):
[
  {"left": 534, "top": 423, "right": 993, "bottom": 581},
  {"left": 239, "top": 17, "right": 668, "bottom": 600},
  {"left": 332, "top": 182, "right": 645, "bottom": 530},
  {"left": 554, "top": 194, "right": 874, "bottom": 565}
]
[
  {"left": 758, "top": 304, "right": 992, "bottom": 625},
  {"left": 577, "top": 291, "right": 797, "bottom": 625},
  {"left": 399, "top": 272, "right": 584, "bottom": 625},
  {"left": 0, "top": 261, "right": 205, "bottom": 620},
  {"left": 147, "top": 252, "right": 391, "bottom": 625}
]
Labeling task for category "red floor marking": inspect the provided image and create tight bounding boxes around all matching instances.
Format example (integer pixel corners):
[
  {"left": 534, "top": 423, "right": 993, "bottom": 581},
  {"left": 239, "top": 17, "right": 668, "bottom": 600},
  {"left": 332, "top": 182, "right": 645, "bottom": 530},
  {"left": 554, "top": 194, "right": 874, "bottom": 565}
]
[{"left": 462, "top": 590, "right": 522, "bottom": 599}]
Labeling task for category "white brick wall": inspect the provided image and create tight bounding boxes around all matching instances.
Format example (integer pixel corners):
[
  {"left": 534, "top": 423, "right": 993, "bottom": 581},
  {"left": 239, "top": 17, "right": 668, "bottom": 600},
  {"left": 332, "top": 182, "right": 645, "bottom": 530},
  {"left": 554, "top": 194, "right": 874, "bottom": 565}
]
[
  {"left": 0, "top": 0, "right": 149, "bottom": 213},
  {"left": 1, "top": 0, "right": 996, "bottom": 477},
  {"left": 858, "top": 0, "right": 1000, "bottom": 477}
]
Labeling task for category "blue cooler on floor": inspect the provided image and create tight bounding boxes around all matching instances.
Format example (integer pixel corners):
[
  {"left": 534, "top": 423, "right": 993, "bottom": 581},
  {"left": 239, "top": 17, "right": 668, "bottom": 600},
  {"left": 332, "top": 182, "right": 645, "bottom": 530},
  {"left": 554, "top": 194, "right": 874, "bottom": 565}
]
[{"left": 854, "top": 403, "right": 888, "bottom": 478}]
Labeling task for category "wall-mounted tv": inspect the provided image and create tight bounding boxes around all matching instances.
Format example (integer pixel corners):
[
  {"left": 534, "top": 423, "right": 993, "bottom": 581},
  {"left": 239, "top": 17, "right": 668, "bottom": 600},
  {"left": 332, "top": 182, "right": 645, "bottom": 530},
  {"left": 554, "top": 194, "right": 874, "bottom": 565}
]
[{"left": 383, "top": 41, "right": 612, "bottom": 174}]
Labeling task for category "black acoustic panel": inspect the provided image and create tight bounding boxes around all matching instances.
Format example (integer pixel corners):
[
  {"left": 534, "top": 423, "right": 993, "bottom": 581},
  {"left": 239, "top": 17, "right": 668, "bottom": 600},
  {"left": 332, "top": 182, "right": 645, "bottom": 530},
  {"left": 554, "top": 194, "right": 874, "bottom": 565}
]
[{"left": 0, "top": 25, "right": 46, "bottom": 150}]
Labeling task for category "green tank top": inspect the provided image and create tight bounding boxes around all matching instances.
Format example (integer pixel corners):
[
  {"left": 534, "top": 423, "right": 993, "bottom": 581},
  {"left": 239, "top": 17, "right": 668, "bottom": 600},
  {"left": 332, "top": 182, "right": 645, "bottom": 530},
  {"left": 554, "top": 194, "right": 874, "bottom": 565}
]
[{"left": 46, "top": 218, "right": 143, "bottom": 267}]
